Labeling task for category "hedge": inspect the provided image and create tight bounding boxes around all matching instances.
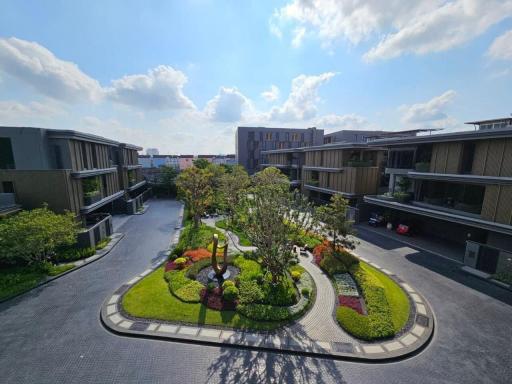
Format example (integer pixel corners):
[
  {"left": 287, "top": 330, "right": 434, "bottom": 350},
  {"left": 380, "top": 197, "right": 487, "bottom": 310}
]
[{"left": 336, "top": 262, "right": 409, "bottom": 340}]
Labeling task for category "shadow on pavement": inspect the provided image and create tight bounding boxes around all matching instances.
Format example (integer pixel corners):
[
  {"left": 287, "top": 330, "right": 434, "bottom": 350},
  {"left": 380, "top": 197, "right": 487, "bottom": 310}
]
[{"left": 206, "top": 326, "right": 346, "bottom": 384}]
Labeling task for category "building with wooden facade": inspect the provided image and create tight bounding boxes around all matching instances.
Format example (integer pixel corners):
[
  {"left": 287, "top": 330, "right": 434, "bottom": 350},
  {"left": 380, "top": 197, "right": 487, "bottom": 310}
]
[
  {"left": 0, "top": 127, "right": 148, "bottom": 246},
  {"left": 363, "top": 117, "right": 512, "bottom": 277}
]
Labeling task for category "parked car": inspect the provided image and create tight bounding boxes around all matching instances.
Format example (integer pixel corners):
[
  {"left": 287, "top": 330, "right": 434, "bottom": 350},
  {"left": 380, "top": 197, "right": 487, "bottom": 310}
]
[
  {"left": 396, "top": 223, "right": 417, "bottom": 236},
  {"left": 368, "top": 212, "right": 385, "bottom": 227}
]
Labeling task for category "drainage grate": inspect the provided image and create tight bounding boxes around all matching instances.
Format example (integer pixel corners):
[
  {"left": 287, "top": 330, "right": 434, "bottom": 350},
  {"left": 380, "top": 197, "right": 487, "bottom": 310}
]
[
  {"left": 416, "top": 314, "right": 429, "bottom": 327},
  {"left": 130, "top": 322, "right": 150, "bottom": 331},
  {"left": 331, "top": 342, "right": 354, "bottom": 353}
]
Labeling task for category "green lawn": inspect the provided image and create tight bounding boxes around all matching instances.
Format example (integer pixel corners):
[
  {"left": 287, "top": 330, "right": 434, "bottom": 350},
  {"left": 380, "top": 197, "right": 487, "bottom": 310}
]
[
  {"left": 177, "top": 223, "right": 226, "bottom": 251},
  {"left": 0, "top": 262, "right": 75, "bottom": 301},
  {"left": 336, "top": 261, "right": 410, "bottom": 340},
  {"left": 122, "top": 266, "right": 287, "bottom": 330},
  {"left": 215, "top": 219, "right": 252, "bottom": 246}
]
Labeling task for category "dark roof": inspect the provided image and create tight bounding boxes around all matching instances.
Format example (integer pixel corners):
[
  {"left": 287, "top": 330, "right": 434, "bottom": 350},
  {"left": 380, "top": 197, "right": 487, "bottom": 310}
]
[
  {"left": 465, "top": 117, "right": 512, "bottom": 125},
  {"left": 180, "top": 155, "right": 194, "bottom": 158},
  {"left": 367, "top": 126, "right": 512, "bottom": 146},
  {"left": 262, "top": 142, "right": 386, "bottom": 155}
]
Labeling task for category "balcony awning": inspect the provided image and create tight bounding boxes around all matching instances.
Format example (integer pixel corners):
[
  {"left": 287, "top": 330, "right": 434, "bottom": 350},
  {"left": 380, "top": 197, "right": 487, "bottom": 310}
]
[
  {"left": 363, "top": 195, "right": 512, "bottom": 236},
  {"left": 303, "top": 184, "right": 356, "bottom": 198},
  {"left": 80, "top": 190, "right": 124, "bottom": 214},
  {"left": 407, "top": 171, "right": 512, "bottom": 185}
]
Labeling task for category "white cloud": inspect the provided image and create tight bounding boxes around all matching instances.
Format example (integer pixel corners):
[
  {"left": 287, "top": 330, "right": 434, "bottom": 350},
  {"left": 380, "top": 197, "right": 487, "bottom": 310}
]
[
  {"left": 267, "top": 72, "right": 336, "bottom": 121},
  {"left": 106, "top": 65, "right": 196, "bottom": 110},
  {"left": 261, "top": 85, "right": 280, "bottom": 101},
  {"left": 0, "top": 37, "right": 102, "bottom": 102},
  {"left": 204, "top": 87, "right": 252, "bottom": 122},
  {"left": 0, "top": 99, "right": 64, "bottom": 124},
  {"left": 292, "top": 27, "right": 307, "bottom": 48},
  {"left": 488, "top": 29, "right": 512, "bottom": 60},
  {"left": 315, "top": 113, "right": 374, "bottom": 130},
  {"left": 399, "top": 90, "right": 457, "bottom": 128},
  {"left": 272, "top": 0, "right": 512, "bottom": 61}
]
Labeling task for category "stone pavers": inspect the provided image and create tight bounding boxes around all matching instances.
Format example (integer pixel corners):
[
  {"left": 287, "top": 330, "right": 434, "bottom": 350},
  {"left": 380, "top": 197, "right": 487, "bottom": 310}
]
[{"left": 102, "top": 221, "right": 434, "bottom": 361}]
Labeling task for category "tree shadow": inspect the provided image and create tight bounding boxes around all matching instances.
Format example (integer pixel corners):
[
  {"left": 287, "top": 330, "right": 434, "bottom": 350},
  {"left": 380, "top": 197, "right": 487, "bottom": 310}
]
[{"left": 206, "top": 325, "right": 347, "bottom": 384}]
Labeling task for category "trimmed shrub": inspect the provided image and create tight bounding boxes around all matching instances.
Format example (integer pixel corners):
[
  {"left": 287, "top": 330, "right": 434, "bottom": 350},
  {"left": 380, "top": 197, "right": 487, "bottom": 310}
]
[
  {"left": 233, "top": 256, "right": 262, "bottom": 282},
  {"left": 175, "top": 281, "right": 204, "bottom": 302},
  {"left": 174, "top": 257, "right": 188, "bottom": 270},
  {"left": 261, "top": 277, "right": 298, "bottom": 306},
  {"left": 222, "top": 285, "right": 239, "bottom": 302},
  {"left": 237, "top": 303, "right": 291, "bottom": 321},
  {"left": 301, "top": 287, "right": 310, "bottom": 296},
  {"left": 238, "top": 280, "right": 264, "bottom": 304},
  {"left": 222, "top": 280, "right": 235, "bottom": 289},
  {"left": 337, "top": 249, "right": 359, "bottom": 269},
  {"left": 207, "top": 282, "right": 216, "bottom": 292},
  {"left": 319, "top": 252, "right": 347, "bottom": 275},
  {"left": 182, "top": 248, "right": 211, "bottom": 262},
  {"left": 291, "top": 271, "right": 301, "bottom": 281}
]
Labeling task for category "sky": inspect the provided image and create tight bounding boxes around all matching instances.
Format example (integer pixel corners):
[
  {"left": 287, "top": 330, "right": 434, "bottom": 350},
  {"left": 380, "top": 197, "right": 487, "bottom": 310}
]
[{"left": 0, "top": 0, "right": 511, "bottom": 155}]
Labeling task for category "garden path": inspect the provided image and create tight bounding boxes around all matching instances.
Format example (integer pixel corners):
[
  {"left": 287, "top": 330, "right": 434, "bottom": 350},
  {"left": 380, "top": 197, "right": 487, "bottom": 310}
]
[
  {"left": 203, "top": 218, "right": 355, "bottom": 343},
  {"left": 202, "top": 217, "right": 257, "bottom": 253},
  {"left": 286, "top": 251, "right": 356, "bottom": 343}
]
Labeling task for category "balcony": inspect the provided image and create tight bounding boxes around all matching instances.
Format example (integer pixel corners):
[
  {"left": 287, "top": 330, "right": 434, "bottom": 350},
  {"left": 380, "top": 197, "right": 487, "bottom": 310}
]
[{"left": 71, "top": 167, "right": 117, "bottom": 178}]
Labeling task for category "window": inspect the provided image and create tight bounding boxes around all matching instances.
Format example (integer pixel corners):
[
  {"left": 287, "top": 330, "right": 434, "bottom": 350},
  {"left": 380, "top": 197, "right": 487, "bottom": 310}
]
[
  {"left": 291, "top": 133, "right": 299, "bottom": 141},
  {"left": 265, "top": 132, "right": 273, "bottom": 140},
  {"left": 53, "top": 145, "right": 63, "bottom": 169},
  {"left": 460, "top": 142, "right": 475, "bottom": 174},
  {"left": 2, "top": 181, "right": 14, "bottom": 193},
  {"left": 91, "top": 145, "right": 98, "bottom": 168},
  {"left": 0, "top": 137, "right": 15, "bottom": 169},
  {"left": 81, "top": 142, "right": 89, "bottom": 169}
]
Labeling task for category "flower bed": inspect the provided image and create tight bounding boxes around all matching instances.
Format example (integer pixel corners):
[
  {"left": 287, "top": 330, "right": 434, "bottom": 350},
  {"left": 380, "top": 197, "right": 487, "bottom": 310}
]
[
  {"left": 333, "top": 273, "right": 359, "bottom": 296},
  {"left": 183, "top": 248, "right": 212, "bottom": 262},
  {"left": 200, "top": 287, "right": 237, "bottom": 311},
  {"left": 338, "top": 295, "right": 363, "bottom": 314}
]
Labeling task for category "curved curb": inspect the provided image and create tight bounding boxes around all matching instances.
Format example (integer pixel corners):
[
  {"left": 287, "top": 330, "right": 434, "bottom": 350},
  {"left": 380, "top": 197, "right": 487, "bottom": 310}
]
[
  {"left": 100, "top": 225, "right": 434, "bottom": 362},
  {"left": 0, "top": 232, "right": 125, "bottom": 304}
]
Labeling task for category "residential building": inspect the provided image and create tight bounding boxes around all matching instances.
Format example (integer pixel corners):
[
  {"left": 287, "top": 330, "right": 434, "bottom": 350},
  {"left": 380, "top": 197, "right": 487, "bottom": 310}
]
[
  {"left": 363, "top": 117, "right": 512, "bottom": 276},
  {"left": 262, "top": 143, "right": 387, "bottom": 206},
  {"left": 323, "top": 129, "right": 437, "bottom": 144},
  {"left": 178, "top": 155, "right": 194, "bottom": 170},
  {"left": 212, "top": 154, "right": 236, "bottom": 166},
  {"left": 236, "top": 126, "right": 324, "bottom": 174},
  {"left": 139, "top": 154, "right": 179, "bottom": 169},
  {"left": 0, "top": 126, "right": 149, "bottom": 247}
]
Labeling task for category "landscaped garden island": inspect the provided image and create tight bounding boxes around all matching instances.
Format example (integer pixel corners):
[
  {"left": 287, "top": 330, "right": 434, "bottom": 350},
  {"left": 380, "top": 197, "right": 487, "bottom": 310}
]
[{"left": 118, "top": 165, "right": 421, "bottom": 349}]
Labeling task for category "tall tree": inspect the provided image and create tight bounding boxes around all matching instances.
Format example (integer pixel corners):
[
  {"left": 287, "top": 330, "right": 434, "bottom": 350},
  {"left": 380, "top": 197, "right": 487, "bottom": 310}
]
[
  {"left": 193, "top": 158, "right": 210, "bottom": 169},
  {"left": 251, "top": 166, "right": 289, "bottom": 190},
  {"left": 219, "top": 165, "right": 250, "bottom": 224},
  {"left": 159, "top": 165, "right": 178, "bottom": 196},
  {"left": 315, "top": 194, "right": 356, "bottom": 252},
  {"left": 176, "top": 167, "right": 213, "bottom": 228},
  {"left": 237, "top": 168, "right": 315, "bottom": 283}
]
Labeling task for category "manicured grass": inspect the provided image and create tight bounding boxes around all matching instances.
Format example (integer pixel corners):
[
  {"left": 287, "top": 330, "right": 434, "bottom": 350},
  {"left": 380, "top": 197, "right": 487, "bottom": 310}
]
[
  {"left": 0, "top": 267, "right": 46, "bottom": 301},
  {"left": 0, "top": 262, "right": 75, "bottom": 301},
  {"left": 177, "top": 223, "right": 226, "bottom": 251},
  {"left": 46, "top": 263, "right": 75, "bottom": 276},
  {"left": 215, "top": 219, "right": 252, "bottom": 246},
  {"left": 122, "top": 266, "right": 286, "bottom": 330},
  {"left": 336, "top": 261, "right": 410, "bottom": 341}
]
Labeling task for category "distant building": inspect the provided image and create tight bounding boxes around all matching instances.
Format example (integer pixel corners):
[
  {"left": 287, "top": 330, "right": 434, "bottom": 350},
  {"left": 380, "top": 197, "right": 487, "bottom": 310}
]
[
  {"left": 179, "top": 155, "right": 194, "bottom": 170},
  {"left": 236, "top": 126, "right": 324, "bottom": 174},
  {"left": 212, "top": 154, "right": 236, "bottom": 166},
  {"left": 146, "top": 148, "right": 159, "bottom": 156},
  {"left": 138, "top": 155, "right": 179, "bottom": 169}
]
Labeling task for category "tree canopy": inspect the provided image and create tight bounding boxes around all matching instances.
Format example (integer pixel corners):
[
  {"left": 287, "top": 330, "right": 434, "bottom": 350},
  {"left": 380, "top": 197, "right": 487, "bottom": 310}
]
[{"left": 176, "top": 166, "right": 213, "bottom": 228}]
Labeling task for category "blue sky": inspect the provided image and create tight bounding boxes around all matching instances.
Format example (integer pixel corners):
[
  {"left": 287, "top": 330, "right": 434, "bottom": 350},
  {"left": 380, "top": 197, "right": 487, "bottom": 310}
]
[{"left": 1, "top": 0, "right": 511, "bottom": 154}]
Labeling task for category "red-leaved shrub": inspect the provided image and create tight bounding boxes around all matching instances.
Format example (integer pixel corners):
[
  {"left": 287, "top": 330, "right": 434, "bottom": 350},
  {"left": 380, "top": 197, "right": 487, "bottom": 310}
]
[
  {"left": 164, "top": 258, "right": 193, "bottom": 272},
  {"left": 339, "top": 295, "right": 363, "bottom": 314},
  {"left": 200, "top": 288, "right": 237, "bottom": 311},
  {"left": 183, "top": 248, "right": 212, "bottom": 262}
]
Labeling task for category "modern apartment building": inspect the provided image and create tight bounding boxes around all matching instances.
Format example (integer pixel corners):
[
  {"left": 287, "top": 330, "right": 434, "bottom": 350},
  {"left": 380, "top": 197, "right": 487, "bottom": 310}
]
[
  {"left": 236, "top": 126, "right": 324, "bottom": 174},
  {"left": 262, "top": 143, "right": 387, "bottom": 206},
  {"left": 0, "top": 127, "right": 148, "bottom": 246},
  {"left": 363, "top": 117, "right": 512, "bottom": 276}
]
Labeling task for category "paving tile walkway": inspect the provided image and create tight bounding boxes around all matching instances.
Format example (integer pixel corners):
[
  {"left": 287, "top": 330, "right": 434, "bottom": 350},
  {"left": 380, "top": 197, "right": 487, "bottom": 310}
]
[{"left": 287, "top": 252, "right": 356, "bottom": 343}]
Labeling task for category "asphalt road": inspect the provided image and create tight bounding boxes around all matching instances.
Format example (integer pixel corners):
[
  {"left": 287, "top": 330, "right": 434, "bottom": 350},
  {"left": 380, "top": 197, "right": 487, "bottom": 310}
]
[{"left": 1, "top": 199, "right": 511, "bottom": 384}]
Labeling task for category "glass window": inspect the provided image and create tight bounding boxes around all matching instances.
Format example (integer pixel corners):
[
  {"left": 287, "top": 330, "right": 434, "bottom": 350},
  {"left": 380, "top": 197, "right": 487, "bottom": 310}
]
[{"left": 0, "top": 137, "right": 15, "bottom": 169}]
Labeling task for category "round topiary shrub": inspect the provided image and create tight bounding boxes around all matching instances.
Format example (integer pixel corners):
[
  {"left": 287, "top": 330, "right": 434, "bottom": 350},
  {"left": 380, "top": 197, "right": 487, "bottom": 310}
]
[
  {"left": 207, "top": 282, "right": 216, "bottom": 292},
  {"left": 301, "top": 287, "right": 310, "bottom": 296},
  {"left": 291, "top": 270, "right": 301, "bottom": 281},
  {"left": 174, "top": 257, "right": 187, "bottom": 270},
  {"left": 222, "top": 280, "right": 235, "bottom": 289},
  {"left": 222, "top": 286, "right": 239, "bottom": 302}
]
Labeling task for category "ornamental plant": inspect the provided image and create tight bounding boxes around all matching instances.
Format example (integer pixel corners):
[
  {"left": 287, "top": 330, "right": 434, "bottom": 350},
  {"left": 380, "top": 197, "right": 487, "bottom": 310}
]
[
  {"left": 222, "top": 280, "right": 235, "bottom": 289},
  {"left": 0, "top": 205, "right": 78, "bottom": 265},
  {"left": 174, "top": 257, "right": 187, "bottom": 269},
  {"left": 222, "top": 285, "right": 239, "bottom": 302},
  {"left": 291, "top": 270, "right": 301, "bottom": 281}
]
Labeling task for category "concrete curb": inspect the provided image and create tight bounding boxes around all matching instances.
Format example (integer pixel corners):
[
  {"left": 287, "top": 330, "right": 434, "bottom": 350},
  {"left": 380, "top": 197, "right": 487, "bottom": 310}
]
[
  {"left": 101, "top": 219, "right": 434, "bottom": 361},
  {"left": 0, "top": 232, "right": 125, "bottom": 304}
]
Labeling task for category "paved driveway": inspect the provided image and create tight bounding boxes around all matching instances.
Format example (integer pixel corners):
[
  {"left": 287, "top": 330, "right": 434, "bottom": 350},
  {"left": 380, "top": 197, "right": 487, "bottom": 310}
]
[{"left": 1, "top": 202, "right": 511, "bottom": 383}]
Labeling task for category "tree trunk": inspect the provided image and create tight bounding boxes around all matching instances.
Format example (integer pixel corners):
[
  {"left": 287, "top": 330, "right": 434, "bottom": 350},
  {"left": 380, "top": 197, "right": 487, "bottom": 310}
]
[{"left": 193, "top": 213, "right": 200, "bottom": 229}]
